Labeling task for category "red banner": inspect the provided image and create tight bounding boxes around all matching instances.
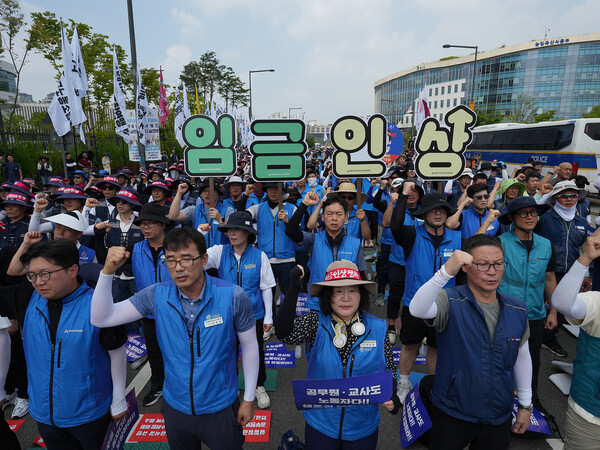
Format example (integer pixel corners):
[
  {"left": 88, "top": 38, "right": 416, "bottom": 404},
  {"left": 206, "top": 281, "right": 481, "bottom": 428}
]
[
  {"left": 129, "top": 413, "right": 168, "bottom": 442},
  {"left": 243, "top": 410, "right": 271, "bottom": 443}
]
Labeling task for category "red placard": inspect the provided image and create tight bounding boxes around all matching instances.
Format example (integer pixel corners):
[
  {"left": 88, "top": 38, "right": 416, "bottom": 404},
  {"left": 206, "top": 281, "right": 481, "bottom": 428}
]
[
  {"left": 128, "top": 413, "right": 168, "bottom": 442},
  {"left": 7, "top": 419, "right": 25, "bottom": 433},
  {"left": 243, "top": 410, "right": 271, "bottom": 443},
  {"left": 32, "top": 434, "right": 46, "bottom": 447}
]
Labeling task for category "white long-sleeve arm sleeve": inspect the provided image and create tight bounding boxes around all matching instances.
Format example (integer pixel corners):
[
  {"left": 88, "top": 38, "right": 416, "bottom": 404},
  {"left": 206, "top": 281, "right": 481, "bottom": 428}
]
[
  {"left": 0, "top": 328, "right": 10, "bottom": 401},
  {"left": 262, "top": 288, "right": 273, "bottom": 325},
  {"left": 551, "top": 260, "right": 588, "bottom": 319},
  {"left": 108, "top": 345, "right": 127, "bottom": 415},
  {"left": 238, "top": 327, "right": 259, "bottom": 402},
  {"left": 28, "top": 212, "right": 53, "bottom": 234},
  {"left": 444, "top": 180, "right": 454, "bottom": 196},
  {"left": 409, "top": 265, "right": 453, "bottom": 319},
  {"left": 514, "top": 342, "right": 533, "bottom": 406},
  {"left": 91, "top": 273, "right": 143, "bottom": 327}
]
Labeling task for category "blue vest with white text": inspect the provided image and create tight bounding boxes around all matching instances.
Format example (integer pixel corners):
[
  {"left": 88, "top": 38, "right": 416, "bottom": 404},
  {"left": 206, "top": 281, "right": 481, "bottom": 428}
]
[
  {"left": 256, "top": 201, "right": 296, "bottom": 259},
  {"left": 153, "top": 276, "right": 238, "bottom": 415},
  {"left": 23, "top": 283, "right": 112, "bottom": 427},
  {"left": 192, "top": 202, "right": 230, "bottom": 248}
]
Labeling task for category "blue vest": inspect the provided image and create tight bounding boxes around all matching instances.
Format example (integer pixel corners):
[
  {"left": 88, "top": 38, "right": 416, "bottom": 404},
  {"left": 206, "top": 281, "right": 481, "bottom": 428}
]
[
  {"left": 78, "top": 244, "right": 95, "bottom": 264},
  {"left": 23, "top": 283, "right": 112, "bottom": 427},
  {"left": 390, "top": 209, "right": 422, "bottom": 265},
  {"left": 218, "top": 245, "right": 264, "bottom": 320},
  {"left": 345, "top": 205, "right": 362, "bottom": 241},
  {"left": 3, "top": 218, "right": 29, "bottom": 248},
  {"left": 403, "top": 226, "right": 462, "bottom": 306},
  {"left": 499, "top": 231, "right": 551, "bottom": 321},
  {"left": 307, "top": 231, "right": 361, "bottom": 310},
  {"left": 304, "top": 312, "right": 387, "bottom": 440},
  {"left": 433, "top": 284, "right": 528, "bottom": 424},
  {"left": 256, "top": 202, "right": 296, "bottom": 259},
  {"left": 154, "top": 277, "right": 238, "bottom": 415},
  {"left": 192, "top": 202, "right": 230, "bottom": 248},
  {"left": 132, "top": 240, "right": 171, "bottom": 289},
  {"left": 461, "top": 207, "right": 499, "bottom": 238},
  {"left": 535, "top": 209, "right": 587, "bottom": 273},
  {"left": 570, "top": 329, "right": 600, "bottom": 418}
]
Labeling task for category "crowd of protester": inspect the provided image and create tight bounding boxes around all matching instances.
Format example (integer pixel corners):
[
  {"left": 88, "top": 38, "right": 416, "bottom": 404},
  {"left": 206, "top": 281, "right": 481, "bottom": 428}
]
[{"left": 0, "top": 147, "right": 597, "bottom": 450}]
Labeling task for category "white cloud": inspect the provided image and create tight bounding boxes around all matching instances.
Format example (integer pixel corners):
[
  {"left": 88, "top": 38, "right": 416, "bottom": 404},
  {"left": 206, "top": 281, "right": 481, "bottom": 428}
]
[
  {"left": 161, "top": 44, "right": 193, "bottom": 88},
  {"left": 170, "top": 8, "right": 203, "bottom": 41}
]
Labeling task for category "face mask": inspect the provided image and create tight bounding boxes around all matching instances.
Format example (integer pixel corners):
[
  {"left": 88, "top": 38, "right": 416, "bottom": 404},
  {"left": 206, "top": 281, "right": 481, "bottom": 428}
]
[
  {"left": 307, "top": 178, "right": 317, "bottom": 188},
  {"left": 483, "top": 170, "right": 492, "bottom": 178}
]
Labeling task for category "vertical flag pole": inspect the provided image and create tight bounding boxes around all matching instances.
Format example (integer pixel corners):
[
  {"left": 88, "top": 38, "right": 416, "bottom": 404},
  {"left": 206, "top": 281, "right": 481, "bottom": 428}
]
[
  {"left": 127, "top": 0, "right": 146, "bottom": 169},
  {"left": 356, "top": 178, "right": 363, "bottom": 209},
  {"left": 278, "top": 182, "right": 283, "bottom": 211},
  {"left": 209, "top": 177, "right": 216, "bottom": 208}
]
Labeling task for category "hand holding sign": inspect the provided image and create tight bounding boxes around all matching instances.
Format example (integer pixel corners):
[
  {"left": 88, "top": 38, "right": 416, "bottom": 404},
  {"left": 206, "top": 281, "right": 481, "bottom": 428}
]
[{"left": 415, "top": 105, "right": 476, "bottom": 180}]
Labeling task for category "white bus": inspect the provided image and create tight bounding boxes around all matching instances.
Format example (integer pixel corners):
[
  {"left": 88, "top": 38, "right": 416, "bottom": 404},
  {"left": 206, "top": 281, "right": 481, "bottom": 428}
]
[{"left": 465, "top": 119, "right": 600, "bottom": 192}]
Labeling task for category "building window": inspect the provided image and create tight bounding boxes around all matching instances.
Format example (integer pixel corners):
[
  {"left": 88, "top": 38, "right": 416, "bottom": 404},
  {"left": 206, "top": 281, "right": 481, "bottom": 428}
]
[
  {"left": 454, "top": 84, "right": 458, "bottom": 93},
  {"left": 440, "top": 113, "right": 444, "bottom": 121},
  {"left": 435, "top": 87, "right": 438, "bottom": 96},
  {"left": 429, "top": 88, "right": 432, "bottom": 96},
  {"left": 453, "top": 98, "right": 457, "bottom": 107},
  {"left": 446, "top": 99, "right": 450, "bottom": 107},
  {"left": 441, "top": 86, "right": 445, "bottom": 95},
  {"left": 434, "top": 100, "right": 438, "bottom": 108}
]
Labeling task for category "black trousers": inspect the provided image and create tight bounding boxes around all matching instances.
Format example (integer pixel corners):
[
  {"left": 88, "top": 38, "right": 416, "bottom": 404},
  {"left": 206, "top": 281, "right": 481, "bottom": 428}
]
[
  {"left": 429, "top": 405, "right": 512, "bottom": 450},
  {"left": 37, "top": 412, "right": 111, "bottom": 450},
  {"left": 5, "top": 330, "right": 28, "bottom": 399},
  {"left": 142, "top": 318, "right": 164, "bottom": 392},
  {"left": 528, "top": 318, "right": 544, "bottom": 402},
  {"left": 386, "top": 262, "right": 406, "bottom": 321}
]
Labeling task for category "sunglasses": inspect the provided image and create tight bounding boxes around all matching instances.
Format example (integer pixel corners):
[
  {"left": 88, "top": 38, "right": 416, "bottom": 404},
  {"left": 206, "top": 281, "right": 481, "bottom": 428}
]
[
  {"left": 557, "top": 193, "right": 578, "bottom": 200},
  {"left": 473, "top": 194, "right": 490, "bottom": 200}
]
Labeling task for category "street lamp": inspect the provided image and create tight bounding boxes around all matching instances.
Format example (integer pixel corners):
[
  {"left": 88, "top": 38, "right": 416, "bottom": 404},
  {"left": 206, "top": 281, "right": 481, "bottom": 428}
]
[
  {"left": 248, "top": 69, "right": 275, "bottom": 121},
  {"left": 442, "top": 44, "right": 478, "bottom": 110},
  {"left": 289, "top": 107, "right": 302, "bottom": 120}
]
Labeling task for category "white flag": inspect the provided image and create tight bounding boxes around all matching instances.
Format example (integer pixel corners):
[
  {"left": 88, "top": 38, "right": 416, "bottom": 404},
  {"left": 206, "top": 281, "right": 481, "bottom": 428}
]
[
  {"left": 48, "top": 22, "right": 86, "bottom": 138},
  {"left": 112, "top": 49, "right": 130, "bottom": 144},
  {"left": 136, "top": 66, "right": 150, "bottom": 146},
  {"left": 182, "top": 83, "right": 191, "bottom": 119},
  {"left": 415, "top": 86, "right": 431, "bottom": 131},
  {"left": 173, "top": 87, "right": 186, "bottom": 148},
  {"left": 323, "top": 129, "right": 327, "bottom": 143},
  {"left": 70, "top": 26, "right": 88, "bottom": 143}
]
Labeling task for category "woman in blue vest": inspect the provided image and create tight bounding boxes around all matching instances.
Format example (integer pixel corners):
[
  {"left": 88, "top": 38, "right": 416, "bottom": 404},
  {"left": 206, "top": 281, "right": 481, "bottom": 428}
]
[
  {"left": 204, "top": 211, "right": 276, "bottom": 410},
  {"left": 276, "top": 260, "right": 399, "bottom": 449}
]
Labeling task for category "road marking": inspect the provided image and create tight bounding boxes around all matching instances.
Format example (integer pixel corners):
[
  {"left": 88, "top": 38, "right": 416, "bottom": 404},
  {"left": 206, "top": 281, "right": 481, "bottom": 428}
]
[
  {"left": 547, "top": 438, "right": 564, "bottom": 449},
  {"left": 126, "top": 362, "right": 151, "bottom": 396}
]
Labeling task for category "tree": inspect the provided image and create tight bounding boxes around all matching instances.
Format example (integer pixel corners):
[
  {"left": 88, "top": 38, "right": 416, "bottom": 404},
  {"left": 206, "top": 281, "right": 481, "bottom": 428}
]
[
  {"left": 0, "top": 0, "right": 36, "bottom": 132},
  {"left": 474, "top": 108, "right": 504, "bottom": 127},
  {"left": 582, "top": 105, "right": 600, "bottom": 118},
  {"left": 218, "top": 66, "right": 249, "bottom": 112},
  {"left": 508, "top": 94, "right": 536, "bottom": 123},
  {"left": 533, "top": 110, "right": 556, "bottom": 123}
]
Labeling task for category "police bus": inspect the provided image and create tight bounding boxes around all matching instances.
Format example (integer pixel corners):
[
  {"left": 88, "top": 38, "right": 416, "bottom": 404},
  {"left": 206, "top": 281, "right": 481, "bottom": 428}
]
[{"left": 465, "top": 119, "right": 600, "bottom": 191}]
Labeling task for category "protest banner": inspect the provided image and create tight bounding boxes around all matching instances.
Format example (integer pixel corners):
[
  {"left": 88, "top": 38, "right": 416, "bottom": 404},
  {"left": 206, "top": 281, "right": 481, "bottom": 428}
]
[
  {"left": 400, "top": 385, "right": 432, "bottom": 447},
  {"left": 511, "top": 399, "right": 552, "bottom": 435},
  {"left": 102, "top": 389, "right": 140, "bottom": 450},
  {"left": 129, "top": 414, "right": 168, "bottom": 442},
  {"left": 292, "top": 370, "right": 392, "bottom": 410},
  {"left": 383, "top": 122, "right": 405, "bottom": 164},
  {"left": 265, "top": 342, "right": 295, "bottom": 368},
  {"left": 7, "top": 419, "right": 25, "bottom": 432},
  {"left": 125, "top": 332, "right": 147, "bottom": 362},
  {"left": 243, "top": 410, "right": 272, "bottom": 443},
  {"left": 414, "top": 105, "right": 476, "bottom": 180},
  {"left": 127, "top": 109, "right": 161, "bottom": 162}
]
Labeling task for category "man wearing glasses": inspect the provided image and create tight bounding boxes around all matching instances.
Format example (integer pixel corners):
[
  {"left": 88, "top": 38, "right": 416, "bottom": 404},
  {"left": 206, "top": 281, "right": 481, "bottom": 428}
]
[
  {"left": 91, "top": 227, "right": 259, "bottom": 449},
  {"left": 484, "top": 196, "right": 558, "bottom": 414},
  {"left": 409, "top": 234, "right": 533, "bottom": 449},
  {"left": 1, "top": 239, "right": 127, "bottom": 449}
]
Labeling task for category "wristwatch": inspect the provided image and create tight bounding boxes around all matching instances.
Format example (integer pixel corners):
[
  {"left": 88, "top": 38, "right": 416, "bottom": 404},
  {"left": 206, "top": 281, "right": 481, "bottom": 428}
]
[{"left": 518, "top": 403, "right": 533, "bottom": 412}]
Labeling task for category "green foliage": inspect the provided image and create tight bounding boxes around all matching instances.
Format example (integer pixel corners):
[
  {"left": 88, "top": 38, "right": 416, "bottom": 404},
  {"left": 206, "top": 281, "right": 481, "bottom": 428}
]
[
  {"left": 439, "top": 56, "right": 459, "bottom": 61},
  {"left": 582, "top": 105, "right": 600, "bottom": 118},
  {"left": 533, "top": 110, "right": 556, "bottom": 123},
  {"left": 306, "top": 137, "right": 316, "bottom": 149},
  {"left": 508, "top": 94, "right": 536, "bottom": 123},
  {"left": 181, "top": 51, "right": 248, "bottom": 111},
  {"left": 474, "top": 108, "right": 504, "bottom": 126}
]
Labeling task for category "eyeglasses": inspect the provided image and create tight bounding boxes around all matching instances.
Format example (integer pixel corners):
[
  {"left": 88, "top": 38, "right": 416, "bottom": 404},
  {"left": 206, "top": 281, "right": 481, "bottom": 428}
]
[
  {"left": 557, "top": 193, "right": 578, "bottom": 200},
  {"left": 515, "top": 208, "right": 539, "bottom": 218},
  {"left": 139, "top": 221, "right": 159, "bottom": 229},
  {"left": 472, "top": 261, "right": 507, "bottom": 272},
  {"left": 162, "top": 255, "right": 202, "bottom": 269},
  {"left": 473, "top": 194, "right": 490, "bottom": 200},
  {"left": 26, "top": 267, "right": 68, "bottom": 283}
]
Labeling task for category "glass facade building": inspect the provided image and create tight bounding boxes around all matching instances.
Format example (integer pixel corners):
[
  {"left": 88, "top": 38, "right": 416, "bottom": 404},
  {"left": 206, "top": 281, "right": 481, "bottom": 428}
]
[
  {"left": 0, "top": 60, "right": 17, "bottom": 102},
  {"left": 374, "top": 33, "right": 600, "bottom": 127}
]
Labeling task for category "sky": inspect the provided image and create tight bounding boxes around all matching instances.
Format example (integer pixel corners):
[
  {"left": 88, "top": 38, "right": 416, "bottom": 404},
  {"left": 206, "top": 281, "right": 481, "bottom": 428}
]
[{"left": 12, "top": 0, "right": 600, "bottom": 125}]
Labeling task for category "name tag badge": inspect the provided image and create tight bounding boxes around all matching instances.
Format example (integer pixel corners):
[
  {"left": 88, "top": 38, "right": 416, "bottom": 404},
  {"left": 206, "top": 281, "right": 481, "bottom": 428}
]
[
  {"left": 443, "top": 251, "right": 453, "bottom": 258},
  {"left": 360, "top": 339, "right": 377, "bottom": 348},
  {"left": 204, "top": 316, "right": 223, "bottom": 328}
]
